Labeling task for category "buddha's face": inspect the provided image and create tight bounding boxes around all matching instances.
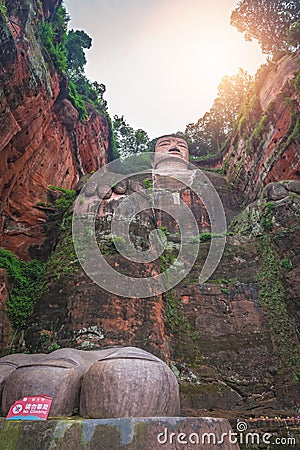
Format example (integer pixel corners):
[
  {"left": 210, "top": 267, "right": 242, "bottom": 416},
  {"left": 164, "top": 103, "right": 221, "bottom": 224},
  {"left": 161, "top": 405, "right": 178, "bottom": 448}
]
[{"left": 154, "top": 136, "right": 189, "bottom": 168}]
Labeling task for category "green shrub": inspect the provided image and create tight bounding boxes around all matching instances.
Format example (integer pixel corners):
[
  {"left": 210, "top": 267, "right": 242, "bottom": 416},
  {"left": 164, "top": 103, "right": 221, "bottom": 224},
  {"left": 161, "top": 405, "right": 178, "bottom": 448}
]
[
  {"left": 68, "top": 80, "right": 88, "bottom": 121},
  {"left": 0, "top": 249, "right": 45, "bottom": 329},
  {"left": 47, "top": 343, "right": 61, "bottom": 352},
  {"left": 39, "top": 6, "right": 68, "bottom": 73},
  {"left": 158, "top": 226, "right": 169, "bottom": 236},
  {"left": 257, "top": 236, "right": 299, "bottom": 374},
  {"left": 189, "top": 232, "right": 212, "bottom": 243},
  {"left": 143, "top": 179, "right": 153, "bottom": 189},
  {"left": 48, "top": 185, "right": 76, "bottom": 232},
  {"left": 280, "top": 258, "right": 293, "bottom": 270},
  {"left": 0, "top": 0, "right": 7, "bottom": 19}
]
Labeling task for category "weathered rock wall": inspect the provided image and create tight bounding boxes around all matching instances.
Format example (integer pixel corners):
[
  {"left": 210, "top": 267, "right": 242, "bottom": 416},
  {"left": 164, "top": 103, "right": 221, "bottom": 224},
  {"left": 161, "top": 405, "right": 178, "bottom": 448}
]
[
  {"left": 0, "top": 0, "right": 110, "bottom": 259},
  {"left": 24, "top": 167, "right": 300, "bottom": 418},
  {"left": 0, "top": 0, "right": 299, "bottom": 425},
  {"left": 24, "top": 171, "right": 239, "bottom": 362},
  {"left": 196, "top": 52, "right": 300, "bottom": 206},
  {"left": 0, "top": 417, "right": 240, "bottom": 450},
  {"left": 225, "top": 53, "right": 300, "bottom": 205}
]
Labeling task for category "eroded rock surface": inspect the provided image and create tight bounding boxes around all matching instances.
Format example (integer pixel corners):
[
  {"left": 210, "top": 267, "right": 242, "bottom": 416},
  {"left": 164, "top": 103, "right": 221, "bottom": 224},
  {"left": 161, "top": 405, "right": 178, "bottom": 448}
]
[
  {"left": 195, "top": 52, "right": 300, "bottom": 206},
  {"left": 0, "top": 0, "right": 109, "bottom": 259}
]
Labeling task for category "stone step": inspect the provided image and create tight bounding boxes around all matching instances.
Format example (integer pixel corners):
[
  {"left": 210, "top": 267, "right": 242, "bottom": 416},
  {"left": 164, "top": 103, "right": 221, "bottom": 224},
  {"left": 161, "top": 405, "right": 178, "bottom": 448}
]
[{"left": 0, "top": 417, "right": 239, "bottom": 450}]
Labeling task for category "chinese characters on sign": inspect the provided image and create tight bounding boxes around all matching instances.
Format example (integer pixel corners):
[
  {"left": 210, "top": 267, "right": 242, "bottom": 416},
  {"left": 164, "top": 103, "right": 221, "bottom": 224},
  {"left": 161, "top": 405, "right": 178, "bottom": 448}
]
[{"left": 6, "top": 396, "right": 52, "bottom": 420}]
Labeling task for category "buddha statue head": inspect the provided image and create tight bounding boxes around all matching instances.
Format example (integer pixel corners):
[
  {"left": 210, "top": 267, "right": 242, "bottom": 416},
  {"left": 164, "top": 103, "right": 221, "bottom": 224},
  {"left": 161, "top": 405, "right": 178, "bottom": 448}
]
[{"left": 153, "top": 135, "right": 189, "bottom": 170}]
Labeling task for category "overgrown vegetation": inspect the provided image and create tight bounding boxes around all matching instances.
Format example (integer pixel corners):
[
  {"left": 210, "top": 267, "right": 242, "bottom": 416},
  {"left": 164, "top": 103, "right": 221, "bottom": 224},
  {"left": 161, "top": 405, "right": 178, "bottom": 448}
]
[
  {"left": 112, "top": 115, "right": 150, "bottom": 158},
  {"left": 227, "top": 68, "right": 299, "bottom": 171},
  {"left": 231, "top": 0, "right": 300, "bottom": 56},
  {"left": 39, "top": 5, "right": 68, "bottom": 72},
  {"left": 0, "top": 0, "right": 7, "bottom": 19},
  {"left": 45, "top": 231, "right": 78, "bottom": 280},
  {"left": 181, "top": 1, "right": 300, "bottom": 163},
  {"left": 0, "top": 249, "right": 45, "bottom": 329},
  {"left": 160, "top": 251, "right": 176, "bottom": 272},
  {"left": 164, "top": 290, "right": 201, "bottom": 365},
  {"left": 189, "top": 232, "right": 212, "bottom": 243},
  {"left": 34, "top": 186, "right": 77, "bottom": 280},
  {"left": 184, "top": 68, "right": 252, "bottom": 156},
  {"left": 261, "top": 201, "right": 274, "bottom": 231},
  {"left": 38, "top": 5, "right": 107, "bottom": 121},
  {"left": 189, "top": 232, "right": 227, "bottom": 243},
  {"left": 34, "top": 187, "right": 79, "bottom": 284},
  {"left": 68, "top": 79, "right": 88, "bottom": 121},
  {"left": 284, "top": 114, "right": 300, "bottom": 148},
  {"left": 47, "top": 342, "right": 61, "bottom": 352},
  {"left": 0, "top": 184, "right": 79, "bottom": 333},
  {"left": 165, "top": 290, "right": 181, "bottom": 331},
  {"left": 257, "top": 235, "right": 299, "bottom": 378},
  {"left": 158, "top": 225, "right": 169, "bottom": 236},
  {"left": 48, "top": 185, "right": 76, "bottom": 232}
]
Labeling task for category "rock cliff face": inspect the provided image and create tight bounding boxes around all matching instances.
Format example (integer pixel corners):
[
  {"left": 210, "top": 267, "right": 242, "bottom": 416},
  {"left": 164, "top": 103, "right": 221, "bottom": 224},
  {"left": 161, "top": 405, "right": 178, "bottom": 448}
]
[
  {"left": 197, "top": 52, "right": 300, "bottom": 206},
  {"left": 24, "top": 171, "right": 240, "bottom": 360},
  {"left": 24, "top": 168, "right": 300, "bottom": 418},
  {"left": 0, "top": 0, "right": 110, "bottom": 259},
  {"left": 225, "top": 53, "right": 300, "bottom": 205},
  {"left": 0, "top": 0, "right": 299, "bottom": 425}
]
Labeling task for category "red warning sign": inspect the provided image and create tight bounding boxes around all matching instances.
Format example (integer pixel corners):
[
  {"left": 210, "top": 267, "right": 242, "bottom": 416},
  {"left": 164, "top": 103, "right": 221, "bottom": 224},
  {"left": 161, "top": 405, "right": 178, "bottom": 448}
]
[{"left": 6, "top": 396, "right": 52, "bottom": 420}]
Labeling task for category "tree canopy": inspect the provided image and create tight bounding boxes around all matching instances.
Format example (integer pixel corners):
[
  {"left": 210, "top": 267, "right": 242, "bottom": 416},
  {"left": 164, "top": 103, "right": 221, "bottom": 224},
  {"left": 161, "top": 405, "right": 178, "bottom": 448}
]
[
  {"left": 231, "top": 0, "right": 300, "bottom": 55},
  {"left": 65, "top": 30, "right": 92, "bottom": 81},
  {"left": 39, "top": 5, "right": 107, "bottom": 120},
  {"left": 113, "top": 115, "right": 150, "bottom": 158},
  {"left": 185, "top": 68, "right": 252, "bottom": 156}
]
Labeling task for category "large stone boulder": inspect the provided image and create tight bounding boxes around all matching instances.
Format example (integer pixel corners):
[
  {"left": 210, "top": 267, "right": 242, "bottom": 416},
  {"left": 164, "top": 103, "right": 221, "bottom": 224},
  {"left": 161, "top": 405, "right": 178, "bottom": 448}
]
[
  {"left": 282, "top": 179, "right": 300, "bottom": 194},
  {"left": 264, "top": 182, "right": 289, "bottom": 201},
  {"left": 80, "top": 347, "right": 180, "bottom": 418}
]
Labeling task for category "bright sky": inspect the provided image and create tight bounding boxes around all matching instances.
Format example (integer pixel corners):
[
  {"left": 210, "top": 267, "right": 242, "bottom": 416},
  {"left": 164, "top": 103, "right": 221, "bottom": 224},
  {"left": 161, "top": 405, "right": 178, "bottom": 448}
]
[{"left": 63, "top": 0, "right": 266, "bottom": 139}]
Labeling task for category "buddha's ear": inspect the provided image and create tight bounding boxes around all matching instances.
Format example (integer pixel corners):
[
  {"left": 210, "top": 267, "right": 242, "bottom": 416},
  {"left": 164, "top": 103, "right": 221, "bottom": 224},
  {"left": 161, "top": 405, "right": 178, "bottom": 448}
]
[{"left": 150, "top": 153, "right": 155, "bottom": 168}]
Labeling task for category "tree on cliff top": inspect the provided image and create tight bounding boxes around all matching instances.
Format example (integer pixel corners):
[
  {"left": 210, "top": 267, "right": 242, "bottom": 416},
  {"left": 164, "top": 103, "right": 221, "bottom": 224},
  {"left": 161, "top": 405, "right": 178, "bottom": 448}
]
[
  {"left": 66, "top": 29, "right": 92, "bottom": 80},
  {"left": 231, "top": 0, "right": 300, "bottom": 56},
  {"left": 65, "top": 30, "right": 107, "bottom": 111},
  {"left": 39, "top": 5, "right": 107, "bottom": 119},
  {"left": 185, "top": 68, "right": 252, "bottom": 156},
  {"left": 113, "top": 115, "right": 150, "bottom": 158}
]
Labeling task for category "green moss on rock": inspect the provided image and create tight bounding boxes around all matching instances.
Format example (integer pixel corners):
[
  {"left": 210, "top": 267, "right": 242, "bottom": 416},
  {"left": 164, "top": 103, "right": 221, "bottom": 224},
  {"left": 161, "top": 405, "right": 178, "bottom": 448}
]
[
  {"left": 0, "top": 249, "right": 45, "bottom": 329},
  {"left": 257, "top": 235, "right": 299, "bottom": 378}
]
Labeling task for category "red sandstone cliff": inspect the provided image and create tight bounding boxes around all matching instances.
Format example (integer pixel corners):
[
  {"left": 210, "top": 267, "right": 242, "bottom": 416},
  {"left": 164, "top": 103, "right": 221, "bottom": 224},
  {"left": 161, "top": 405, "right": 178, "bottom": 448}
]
[
  {"left": 197, "top": 52, "right": 300, "bottom": 205},
  {"left": 0, "top": 0, "right": 110, "bottom": 259},
  {"left": 225, "top": 53, "right": 300, "bottom": 204},
  {"left": 0, "top": 0, "right": 299, "bottom": 422}
]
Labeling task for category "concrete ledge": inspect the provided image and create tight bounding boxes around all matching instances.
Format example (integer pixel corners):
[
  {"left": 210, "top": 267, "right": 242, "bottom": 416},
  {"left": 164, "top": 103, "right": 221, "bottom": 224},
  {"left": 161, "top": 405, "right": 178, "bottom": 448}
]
[{"left": 0, "top": 417, "right": 239, "bottom": 449}]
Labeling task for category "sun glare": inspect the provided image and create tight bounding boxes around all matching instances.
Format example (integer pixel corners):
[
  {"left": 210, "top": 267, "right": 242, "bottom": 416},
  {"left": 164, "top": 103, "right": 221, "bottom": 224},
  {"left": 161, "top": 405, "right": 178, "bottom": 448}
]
[{"left": 64, "top": 0, "right": 265, "bottom": 137}]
